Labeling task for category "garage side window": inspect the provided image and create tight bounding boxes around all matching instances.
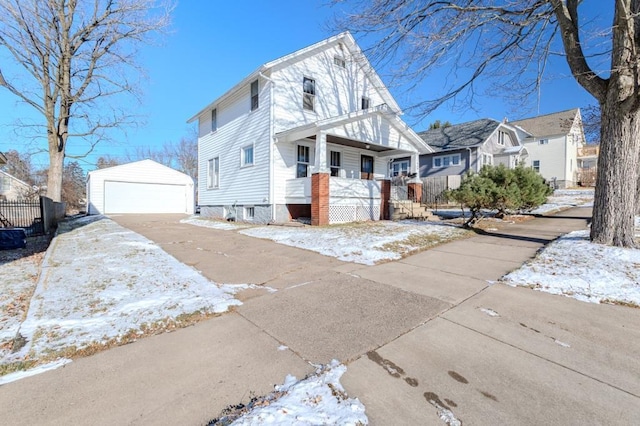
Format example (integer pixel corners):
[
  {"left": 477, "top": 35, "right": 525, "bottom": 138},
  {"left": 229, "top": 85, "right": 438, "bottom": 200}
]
[{"left": 207, "top": 157, "right": 219, "bottom": 189}]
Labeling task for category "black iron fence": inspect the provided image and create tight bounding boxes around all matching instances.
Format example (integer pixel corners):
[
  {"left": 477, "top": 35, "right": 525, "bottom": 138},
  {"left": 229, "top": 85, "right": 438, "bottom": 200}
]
[{"left": 0, "top": 199, "right": 45, "bottom": 236}]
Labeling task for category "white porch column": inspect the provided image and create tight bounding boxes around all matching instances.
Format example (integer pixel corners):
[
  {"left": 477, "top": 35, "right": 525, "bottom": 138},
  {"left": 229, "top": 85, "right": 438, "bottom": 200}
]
[
  {"left": 410, "top": 153, "right": 420, "bottom": 178},
  {"left": 313, "top": 130, "right": 329, "bottom": 173}
]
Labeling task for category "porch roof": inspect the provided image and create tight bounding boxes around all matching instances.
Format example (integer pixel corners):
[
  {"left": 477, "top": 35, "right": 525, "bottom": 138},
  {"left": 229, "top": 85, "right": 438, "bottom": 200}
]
[{"left": 275, "top": 105, "right": 433, "bottom": 154}]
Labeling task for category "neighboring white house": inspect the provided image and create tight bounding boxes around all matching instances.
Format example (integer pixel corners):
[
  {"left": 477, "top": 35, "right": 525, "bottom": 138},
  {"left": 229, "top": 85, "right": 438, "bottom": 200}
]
[
  {"left": 512, "top": 109, "right": 587, "bottom": 188},
  {"left": 0, "top": 169, "right": 33, "bottom": 201},
  {"left": 86, "top": 159, "right": 195, "bottom": 215},
  {"left": 188, "top": 32, "right": 432, "bottom": 225}
]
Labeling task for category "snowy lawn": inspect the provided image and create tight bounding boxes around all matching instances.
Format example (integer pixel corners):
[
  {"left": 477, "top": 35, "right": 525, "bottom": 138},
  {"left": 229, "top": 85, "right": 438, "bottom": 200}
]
[
  {"left": 209, "top": 361, "right": 367, "bottom": 425},
  {"left": 239, "top": 220, "right": 471, "bottom": 265},
  {"left": 502, "top": 217, "right": 640, "bottom": 307},
  {"left": 529, "top": 188, "right": 594, "bottom": 215},
  {"left": 1, "top": 216, "right": 244, "bottom": 382}
]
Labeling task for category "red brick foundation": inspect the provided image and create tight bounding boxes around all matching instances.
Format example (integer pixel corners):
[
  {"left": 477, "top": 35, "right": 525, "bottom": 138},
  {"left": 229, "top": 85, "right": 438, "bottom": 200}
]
[
  {"left": 379, "top": 179, "right": 391, "bottom": 220},
  {"left": 311, "top": 173, "right": 329, "bottom": 226},
  {"left": 408, "top": 182, "right": 423, "bottom": 203}
]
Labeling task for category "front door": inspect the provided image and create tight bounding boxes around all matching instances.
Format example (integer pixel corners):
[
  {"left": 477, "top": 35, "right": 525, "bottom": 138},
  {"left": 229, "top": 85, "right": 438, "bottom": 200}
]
[{"left": 361, "top": 155, "right": 374, "bottom": 180}]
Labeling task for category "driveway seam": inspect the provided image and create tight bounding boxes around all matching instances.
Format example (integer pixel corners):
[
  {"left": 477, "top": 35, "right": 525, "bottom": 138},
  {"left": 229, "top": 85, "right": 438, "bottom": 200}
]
[{"left": 440, "top": 316, "right": 640, "bottom": 400}]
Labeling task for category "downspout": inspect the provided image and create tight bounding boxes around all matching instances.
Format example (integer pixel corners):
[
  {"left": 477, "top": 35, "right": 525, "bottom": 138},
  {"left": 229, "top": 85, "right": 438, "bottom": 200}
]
[
  {"left": 466, "top": 147, "right": 473, "bottom": 173},
  {"left": 259, "top": 72, "right": 277, "bottom": 222}
]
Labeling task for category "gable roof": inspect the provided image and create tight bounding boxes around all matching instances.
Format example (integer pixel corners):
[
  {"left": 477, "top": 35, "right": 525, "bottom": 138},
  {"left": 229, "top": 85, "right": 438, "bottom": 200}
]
[
  {"left": 87, "top": 159, "right": 192, "bottom": 183},
  {"left": 511, "top": 108, "right": 579, "bottom": 137},
  {"left": 417, "top": 119, "right": 501, "bottom": 151},
  {"left": 0, "top": 169, "right": 32, "bottom": 189},
  {"left": 0, "top": 152, "right": 7, "bottom": 166},
  {"left": 187, "top": 32, "right": 400, "bottom": 123}
]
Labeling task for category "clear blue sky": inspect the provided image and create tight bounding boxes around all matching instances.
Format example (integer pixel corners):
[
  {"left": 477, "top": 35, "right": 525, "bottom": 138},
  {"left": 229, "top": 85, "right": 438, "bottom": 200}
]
[{"left": 0, "top": 1, "right": 600, "bottom": 171}]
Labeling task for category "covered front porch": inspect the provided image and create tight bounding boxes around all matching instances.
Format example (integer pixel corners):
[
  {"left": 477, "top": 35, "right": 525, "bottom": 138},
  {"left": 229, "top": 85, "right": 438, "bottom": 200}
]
[{"left": 275, "top": 107, "right": 431, "bottom": 225}]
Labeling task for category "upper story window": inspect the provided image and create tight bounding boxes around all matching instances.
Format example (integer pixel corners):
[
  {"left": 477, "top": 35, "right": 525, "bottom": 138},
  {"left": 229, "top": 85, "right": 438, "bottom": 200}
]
[
  {"left": 539, "top": 139, "right": 549, "bottom": 145},
  {"left": 497, "top": 131, "right": 506, "bottom": 145},
  {"left": 250, "top": 80, "right": 259, "bottom": 111},
  {"left": 242, "top": 145, "right": 254, "bottom": 167},
  {"left": 211, "top": 108, "right": 217, "bottom": 132},
  {"left": 433, "top": 153, "right": 461, "bottom": 168},
  {"left": 361, "top": 97, "right": 370, "bottom": 110},
  {"left": 334, "top": 55, "right": 346, "bottom": 68},
  {"left": 303, "top": 77, "right": 316, "bottom": 111},
  {"left": 532, "top": 160, "right": 540, "bottom": 173}
]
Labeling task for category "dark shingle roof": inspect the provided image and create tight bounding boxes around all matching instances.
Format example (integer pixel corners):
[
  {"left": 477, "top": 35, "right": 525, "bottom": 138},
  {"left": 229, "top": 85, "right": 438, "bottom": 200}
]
[
  {"left": 511, "top": 109, "right": 579, "bottom": 137},
  {"left": 417, "top": 118, "right": 500, "bottom": 151}
]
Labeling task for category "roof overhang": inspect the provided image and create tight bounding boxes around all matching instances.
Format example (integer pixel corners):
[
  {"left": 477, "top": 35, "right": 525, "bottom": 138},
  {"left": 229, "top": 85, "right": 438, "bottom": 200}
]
[{"left": 0, "top": 151, "right": 7, "bottom": 166}]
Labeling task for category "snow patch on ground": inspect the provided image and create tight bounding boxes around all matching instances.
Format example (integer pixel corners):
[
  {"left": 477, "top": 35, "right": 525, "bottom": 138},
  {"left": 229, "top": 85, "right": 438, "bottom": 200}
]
[
  {"left": 212, "top": 361, "right": 368, "bottom": 425},
  {"left": 0, "top": 359, "right": 71, "bottom": 386},
  {"left": 2, "top": 216, "right": 243, "bottom": 373},
  {"left": 529, "top": 189, "right": 594, "bottom": 215},
  {"left": 239, "top": 221, "right": 470, "bottom": 265},
  {"left": 502, "top": 217, "right": 640, "bottom": 307},
  {"left": 180, "top": 217, "right": 250, "bottom": 230}
]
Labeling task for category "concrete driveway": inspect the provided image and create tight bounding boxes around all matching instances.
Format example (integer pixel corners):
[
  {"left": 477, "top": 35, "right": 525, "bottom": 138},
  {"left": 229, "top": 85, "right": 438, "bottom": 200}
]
[{"left": 1, "top": 208, "right": 639, "bottom": 425}]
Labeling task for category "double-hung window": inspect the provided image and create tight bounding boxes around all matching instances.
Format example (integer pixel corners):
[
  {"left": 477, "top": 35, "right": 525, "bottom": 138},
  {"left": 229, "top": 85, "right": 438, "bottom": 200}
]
[
  {"left": 532, "top": 160, "right": 540, "bottom": 172},
  {"left": 207, "top": 157, "right": 219, "bottom": 189},
  {"left": 250, "top": 80, "right": 259, "bottom": 111},
  {"left": 539, "top": 139, "right": 549, "bottom": 145},
  {"left": 482, "top": 153, "right": 493, "bottom": 167},
  {"left": 391, "top": 160, "right": 409, "bottom": 177},
  {"left": 242, "top": 145, "right": 254, "bottom": 167},
  {"left": 303, "top": 77, "right": 316, "bottom": 111},
  {"left": 211, "top": 109, "right": 217, "bottom": 132},
  {"left": 330, "top": 151, "right": 341, "bottom": 177},
  {"left": 297, "top": 145, "right": 310, "bottom": 178},
  {"left": 497, "top": 131, "right": 506, "bottom": 145},
  {"left": 361, "top": 97, "right": 370, "bottom": 110}
]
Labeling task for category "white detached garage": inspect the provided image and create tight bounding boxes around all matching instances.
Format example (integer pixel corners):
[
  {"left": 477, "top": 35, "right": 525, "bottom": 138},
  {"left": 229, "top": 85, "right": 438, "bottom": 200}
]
[{"left": 87, "top": 159, "right": 195, "bottom": 215}]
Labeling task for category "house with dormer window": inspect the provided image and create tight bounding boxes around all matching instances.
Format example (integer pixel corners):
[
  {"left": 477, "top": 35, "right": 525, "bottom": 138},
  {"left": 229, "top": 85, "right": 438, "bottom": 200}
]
[{"left": 188, "top": 32, "right": 432, "bottom": 225}]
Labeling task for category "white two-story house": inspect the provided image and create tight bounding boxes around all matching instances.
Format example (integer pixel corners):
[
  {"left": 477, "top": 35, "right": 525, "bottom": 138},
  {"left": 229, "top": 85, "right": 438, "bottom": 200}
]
[
  {"left": 512, "top": 109, "right": 587, "bottom": 188},
  {"left": 188, "top": 32, "right": 432, "bottom": 225}
]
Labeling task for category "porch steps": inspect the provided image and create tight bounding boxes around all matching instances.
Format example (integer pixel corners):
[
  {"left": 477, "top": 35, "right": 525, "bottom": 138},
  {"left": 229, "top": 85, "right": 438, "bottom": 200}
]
[{"left": 389, "top": 200, "right": 440, "bottom": 221}]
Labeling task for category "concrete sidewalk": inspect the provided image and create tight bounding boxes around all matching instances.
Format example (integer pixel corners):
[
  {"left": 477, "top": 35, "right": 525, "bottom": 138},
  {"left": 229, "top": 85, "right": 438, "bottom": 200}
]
[{"left": 1, "top": 207, "right": 639, "bottom": 425}]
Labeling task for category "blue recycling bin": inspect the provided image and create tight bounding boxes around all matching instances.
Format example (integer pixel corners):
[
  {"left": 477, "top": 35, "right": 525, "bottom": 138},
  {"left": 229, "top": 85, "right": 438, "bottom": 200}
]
[{"left": 0, "top": 228, "right": 27, "bottom": 250}]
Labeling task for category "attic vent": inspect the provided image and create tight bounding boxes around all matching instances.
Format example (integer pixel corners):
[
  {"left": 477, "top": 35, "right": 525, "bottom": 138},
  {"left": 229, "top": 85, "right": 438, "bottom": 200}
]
[{"left": 334, "top": 55, "right": 346, "bottom": 68}]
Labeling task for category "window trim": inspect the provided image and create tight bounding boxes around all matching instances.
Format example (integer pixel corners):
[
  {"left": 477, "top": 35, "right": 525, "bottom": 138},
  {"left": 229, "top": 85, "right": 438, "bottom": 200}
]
[
  {"left": 497, "top": 131, "right": 506, "bottom": 146},
  {"left": 391, "top": 160, "right": 409, "bottom": 177},
  {"left": 241, "top": 144, "right": 254, "bottom": 167},
  {"left": 539, "top": 139, "right": 549, "bottom": 145},
  {"left": 296, "top": 144, "right": 311, "bottom": 178},
  {"left": 433, "top": 153, "right": 461, "bottom": 168},
  {"left": 482, "top": 153, "right": 493, "bottom": 167},
  {"left": 329, "top": 150, "right": 342, "bottom": 177},
  {"left": 361, "top": 154, "right": 375, "bottom": 180},
  {"left": 361, "top": 96, "right": 370, "bottom": 110},
  {"left": 207, "top": 157, "right": 219, "bottom": 189},
  {"left": 211, "top": 108, "right": 217, "bottom": 132},
  {"left": 303, "top": 76, "right": 316, "bottom": 112},
  {"left": 532, "top": 160, "right": 540, "bottom": 173},
  {"left": 244, "top": 206, "right": 255, "bottom": 221},
  {"left": 250, "top": 80, "right": 259, "bottom": 111}
]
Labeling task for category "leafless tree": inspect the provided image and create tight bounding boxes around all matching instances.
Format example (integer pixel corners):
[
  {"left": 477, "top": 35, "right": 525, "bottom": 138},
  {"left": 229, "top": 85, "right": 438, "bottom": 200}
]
[
  {"left": 334, "top": 1, "right": 640, "bottom": 247},
  {"left": 1, "top": 149, "right": 35, "bottom": 185},
  {"left": 0, "top": 0, "right": 173, "bottom": 203},
  {"left": 126, "top": 128, "right": 198, "bottom": 180},
  {"left": 96, "top": 155, "right": 121, "bottom": 169}
]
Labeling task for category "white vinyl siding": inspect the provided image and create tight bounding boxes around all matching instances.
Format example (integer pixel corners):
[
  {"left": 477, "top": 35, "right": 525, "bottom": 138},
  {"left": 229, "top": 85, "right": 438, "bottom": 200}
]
[{"left": 197, "top": 78, "right": 271, "bottom": 207}]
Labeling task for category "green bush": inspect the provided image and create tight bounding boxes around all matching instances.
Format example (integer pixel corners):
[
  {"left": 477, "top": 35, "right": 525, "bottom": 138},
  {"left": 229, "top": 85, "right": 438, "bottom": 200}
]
[{"left": 447, "top": 164, "right": 552, "bottom": 227}]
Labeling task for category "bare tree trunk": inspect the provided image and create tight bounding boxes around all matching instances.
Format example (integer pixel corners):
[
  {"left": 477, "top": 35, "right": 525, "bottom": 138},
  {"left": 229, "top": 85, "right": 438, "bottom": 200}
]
[
  {"left": 47, "top": 138, "right": 65, "bottom": 203},
  {"left": 590, "top": 104, "right": 640, "bottom": 247}
]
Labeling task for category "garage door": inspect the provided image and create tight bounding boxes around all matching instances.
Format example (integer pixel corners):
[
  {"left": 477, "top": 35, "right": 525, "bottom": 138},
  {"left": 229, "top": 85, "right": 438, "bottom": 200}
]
[{"left": 104, "top": 181, "right": 187, "bottom": 214}]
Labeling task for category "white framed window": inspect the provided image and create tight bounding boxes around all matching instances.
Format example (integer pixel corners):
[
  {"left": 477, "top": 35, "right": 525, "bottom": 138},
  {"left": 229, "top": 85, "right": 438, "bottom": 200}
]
[
  {"left": 498, "top": 131, "right": 506, "bottom": 145},
  {"left": 250, "top": 80, "right": 259, "bottom": 111},
  {"left": 330, "top": 150, "right": 341, "bottom": 177},
  {"left": 334, "top": 55, "right": 346, "bottom": 68},
  {"left": 211, "top": 108, "right": 217, "bottom": 132},
  {"left": 539, "top": 139, "right": 549, "bottom": 145},
  {"left": 297, "top": 145, "right": 310, "bottom": 178},
  {"left": 532, "top": 160, "right": 540, "bottom": 173},
  {"left": 482, "top": 153, "right": 493, "bottom": 166},
  {"left": 433, "top": 154, "right": 461, "bottom": 168},
  {"left": 244, "top": 206, "right": 255, "bottom": 221},
  {"left": 391, "top": 160, "right": 409, "bottom": 177},
  {"left": 361, "top": 97, "right": 370, "bottom": 110},
  {"left": 207, "top": 157, "right": 219, "bottom": 189},
  {"left": 241, "top": 145, "right": 254, "bottom": 167},
  {"left": 303, "top": 77, "right": 315, "bottom": 111}
]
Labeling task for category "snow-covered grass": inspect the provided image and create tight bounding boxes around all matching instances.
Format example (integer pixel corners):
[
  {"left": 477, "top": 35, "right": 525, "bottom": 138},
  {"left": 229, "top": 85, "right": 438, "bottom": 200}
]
[
  {"left": 209, "top": 361, "right": 367, "bottom": 425},
  {"left": 503, "top": 217, "right": 640, "bottom": 307},
  {"left": 529, "top": 188, "right": 594, "bottom": 215},
  {"left": 0, "top": 216, "right": 244, "bottom": 381},
  {"left": 239, "top": 221, "right": 471, "bottom": 265}
]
